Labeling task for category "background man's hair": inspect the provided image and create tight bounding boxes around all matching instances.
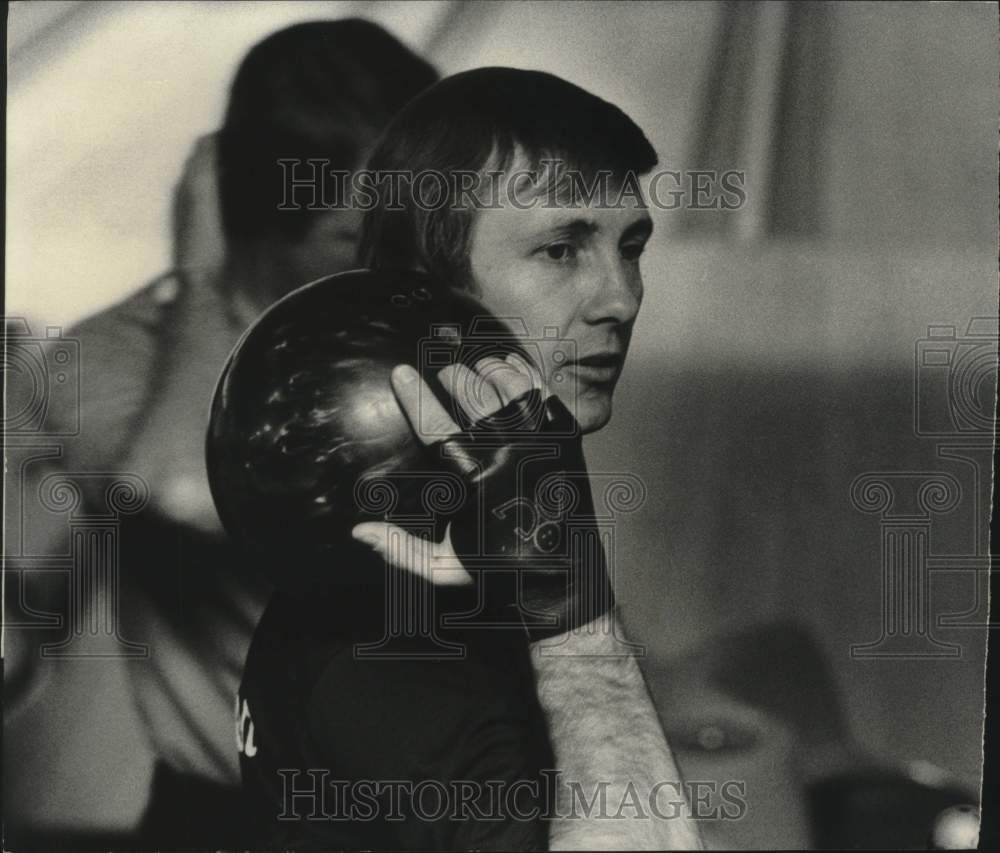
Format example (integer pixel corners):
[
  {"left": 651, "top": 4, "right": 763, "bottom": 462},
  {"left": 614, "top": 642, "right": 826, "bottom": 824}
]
[
  {"left": 217, "top": 19, "right": 437, "bottom": 248},
  {"left": 358, "top": 67, "right": 658, "bottom": 289}
]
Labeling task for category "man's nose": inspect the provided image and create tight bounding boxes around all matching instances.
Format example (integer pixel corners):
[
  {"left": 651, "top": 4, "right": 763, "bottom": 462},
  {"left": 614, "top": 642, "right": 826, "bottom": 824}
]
[{"left": 582, "top": 257, "right": 643, "bottom": 325}]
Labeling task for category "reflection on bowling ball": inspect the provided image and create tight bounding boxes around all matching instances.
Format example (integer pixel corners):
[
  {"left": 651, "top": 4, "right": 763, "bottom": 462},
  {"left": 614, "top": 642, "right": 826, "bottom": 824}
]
[{"left": 206, "top": 268, "right": 519, "bottom": 600}]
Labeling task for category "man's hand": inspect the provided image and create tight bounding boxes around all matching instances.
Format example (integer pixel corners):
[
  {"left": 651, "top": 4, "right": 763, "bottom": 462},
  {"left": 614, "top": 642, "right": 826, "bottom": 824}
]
[
  {"left": 350, "top": 355, "right": 535, "bottom": 584},
  {"left": 352, "top": 354, "right": 615, "bottom": 639},
  {"left": 173, "top": 133, "right": 225, "bottom": 273}
]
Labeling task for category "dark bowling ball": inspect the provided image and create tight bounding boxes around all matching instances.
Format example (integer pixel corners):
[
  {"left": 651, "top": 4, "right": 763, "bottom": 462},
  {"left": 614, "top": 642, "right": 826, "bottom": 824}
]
[{"left": 206, "top": 268, "right": 517, "bottom": 603}]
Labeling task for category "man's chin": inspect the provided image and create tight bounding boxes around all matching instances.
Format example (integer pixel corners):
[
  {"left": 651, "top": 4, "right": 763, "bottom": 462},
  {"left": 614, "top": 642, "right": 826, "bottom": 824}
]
[
  {"left": 569, "top": 393, "right": 613, "bottom": 435},
  {"left": 548, "top": 375, "right": 617, "bottom": 433}
]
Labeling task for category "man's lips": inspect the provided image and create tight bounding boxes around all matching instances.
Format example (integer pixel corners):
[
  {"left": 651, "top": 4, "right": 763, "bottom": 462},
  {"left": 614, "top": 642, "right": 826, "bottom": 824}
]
[
  {"left": 574, "top": 353, "right": 623, "bottom": 367},
  {"left": 565, "top": 352, "right": 624, "bottom": 381}
]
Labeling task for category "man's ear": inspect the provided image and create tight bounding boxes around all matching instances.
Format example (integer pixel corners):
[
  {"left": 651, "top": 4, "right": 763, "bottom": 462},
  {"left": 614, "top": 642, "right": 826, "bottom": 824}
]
[{"left": 173, "top": 133, "right": 226, "bottom": 273}]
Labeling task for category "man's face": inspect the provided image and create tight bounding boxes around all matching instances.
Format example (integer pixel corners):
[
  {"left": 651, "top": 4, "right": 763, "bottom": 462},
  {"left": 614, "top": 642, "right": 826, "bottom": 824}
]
[{"left": 467, "top": 173, "right": 652, "bottom": 433}]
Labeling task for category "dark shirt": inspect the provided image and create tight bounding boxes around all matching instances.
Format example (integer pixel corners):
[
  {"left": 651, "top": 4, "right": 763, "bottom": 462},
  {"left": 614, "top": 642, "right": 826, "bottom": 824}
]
[{"left": 238, "top": 591, "right": 554, "bottom": 850}]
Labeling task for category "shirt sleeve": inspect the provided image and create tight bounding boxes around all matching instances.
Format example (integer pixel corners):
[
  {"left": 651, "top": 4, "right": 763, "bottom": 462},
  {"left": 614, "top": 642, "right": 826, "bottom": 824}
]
[{"left": 63, "top": 274, "right": 179, "bottom": 472}]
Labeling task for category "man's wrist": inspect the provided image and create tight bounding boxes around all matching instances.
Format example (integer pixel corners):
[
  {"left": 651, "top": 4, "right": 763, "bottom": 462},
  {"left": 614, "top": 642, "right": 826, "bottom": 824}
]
[{"left": 528, "top": 606, "right": 638, "bottom": 657}]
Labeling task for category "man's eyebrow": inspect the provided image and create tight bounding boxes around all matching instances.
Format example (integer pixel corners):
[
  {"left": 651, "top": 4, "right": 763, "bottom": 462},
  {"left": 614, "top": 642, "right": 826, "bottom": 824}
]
[
  {"left": 536, "top": 218, "right": 600, "bottom": 240},
  {"left": 529, "top": 215, "right": 653, "bottom": 242},
  {"left": 621, "top": 217, "right": 654, "bottom": 242}
]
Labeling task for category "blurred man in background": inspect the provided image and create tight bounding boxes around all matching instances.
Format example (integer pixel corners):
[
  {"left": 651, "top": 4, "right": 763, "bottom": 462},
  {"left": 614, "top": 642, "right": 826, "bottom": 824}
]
[{"left": 7, "top": 19, "right": 437, "bottom": 848}]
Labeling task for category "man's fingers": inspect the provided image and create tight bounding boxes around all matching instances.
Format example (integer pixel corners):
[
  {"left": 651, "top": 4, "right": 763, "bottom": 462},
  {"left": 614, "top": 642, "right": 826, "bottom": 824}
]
[
  {"left": 439, "top": 363, "right": 501, "bottom": 423},
  {"left": 437, "top": 356, "right": 535, "bottom": 425},
  {"left": 474, "top": 357, "right": 533, "bottom": 407},
  {"left": 390, "top": 365, "right": 460, "bottom": 445},
  {"left": 389, "top": 353, "right": 542, "bottom": 445},
  {"left": 505, "top": 352, "right": 548, "bottom": 396},
  {"left": 352, "top": 522, "right": 472, "bottom": 586}
]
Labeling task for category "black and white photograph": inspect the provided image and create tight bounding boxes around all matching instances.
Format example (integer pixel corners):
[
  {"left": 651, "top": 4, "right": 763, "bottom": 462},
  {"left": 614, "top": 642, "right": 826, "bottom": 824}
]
[{"left": 3, "top": 1, "right": 997, "bottom": 850}]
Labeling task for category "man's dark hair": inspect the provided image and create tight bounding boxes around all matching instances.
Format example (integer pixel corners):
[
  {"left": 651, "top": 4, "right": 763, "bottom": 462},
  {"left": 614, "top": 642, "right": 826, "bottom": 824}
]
[
  {"left": 218, "top": 19, "right": 437, "bottom": 248},
  {"left": 358, "top": 67, "right": 658, "bottom": 288}
]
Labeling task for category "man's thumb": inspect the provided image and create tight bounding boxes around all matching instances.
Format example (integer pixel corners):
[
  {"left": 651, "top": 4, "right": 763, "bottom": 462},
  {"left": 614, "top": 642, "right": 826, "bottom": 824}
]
[{"left": 351, "top": 522, "right": 470, "bottom": 586}]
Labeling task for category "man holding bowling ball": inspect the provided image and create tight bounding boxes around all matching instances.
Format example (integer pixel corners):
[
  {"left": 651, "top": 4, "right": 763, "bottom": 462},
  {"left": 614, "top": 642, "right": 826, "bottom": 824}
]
[{"left": 219, "top": 68, "right": 702, "bottom": 849}]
